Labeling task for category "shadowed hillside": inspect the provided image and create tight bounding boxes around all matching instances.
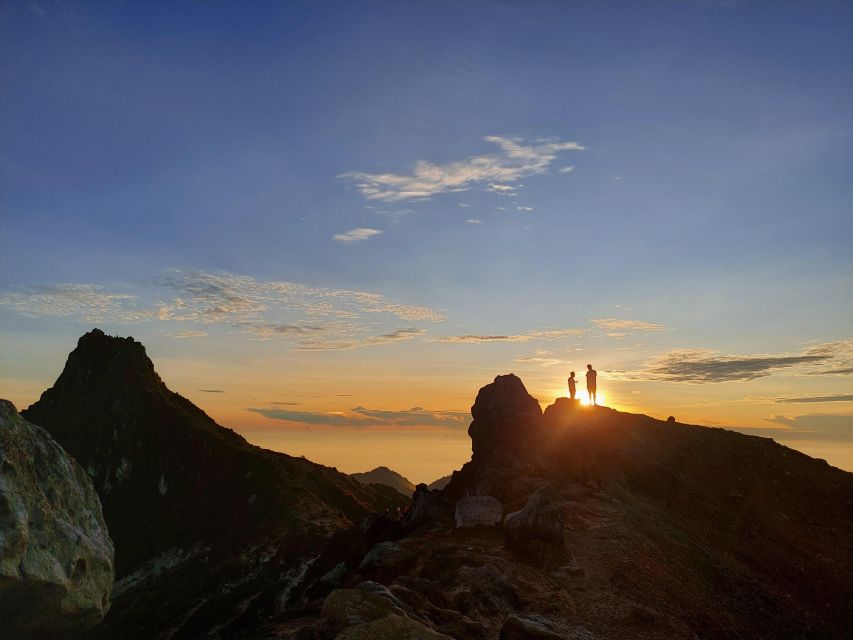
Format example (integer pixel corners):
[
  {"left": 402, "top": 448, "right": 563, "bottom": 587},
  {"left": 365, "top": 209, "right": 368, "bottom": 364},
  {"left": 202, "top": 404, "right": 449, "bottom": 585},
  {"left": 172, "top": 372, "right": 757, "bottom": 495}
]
[{"left": 20, "top": 329, "right": 402, "bottom": 638}]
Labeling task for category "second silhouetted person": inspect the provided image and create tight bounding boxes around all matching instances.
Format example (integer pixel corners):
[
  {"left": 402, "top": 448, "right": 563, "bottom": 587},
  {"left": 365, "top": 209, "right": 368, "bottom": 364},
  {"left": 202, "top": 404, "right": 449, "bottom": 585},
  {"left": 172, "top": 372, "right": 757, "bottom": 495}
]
[{"left": 586, "top": 364, "right": 597, "bottom": 405}]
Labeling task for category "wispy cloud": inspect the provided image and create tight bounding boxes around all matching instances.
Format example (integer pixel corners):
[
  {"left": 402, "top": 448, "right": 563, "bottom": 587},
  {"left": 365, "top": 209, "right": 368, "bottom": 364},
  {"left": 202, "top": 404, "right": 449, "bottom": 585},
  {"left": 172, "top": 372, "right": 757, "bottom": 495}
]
[
  {"left": 341, "top": 135, "right": 584, "bottom": 202},
  {"left": 515, "top": 356, "right": 565, "bottom": 367},
  {"left": 295, "top": 327, "right": 427, "bottom": 351},
  {"left": 197, "top": 389, "right": 225, "bottom": 393},
  {"left": 155, "top": 269, "right": 445, "bottom": 324},
  {"left": 332, "top": 228, "right": 382, "bottom": 243},
  {"left": 611, "top": 340, "right": 853, "bottom": 383},
  {"left": 517, "top": 206, "right": 534, "bottom": 212},
  {"left": 558, "top": 166, "right": 575, "bottom": 174},
  {"left": 488, "top": 183, "right": 518, "bottom": 196},
  {"left": 590, "top": 318, "right": 665, "bottom": 332},
  {"left": 249, "top": 405, "right": 469, "bottom": 429},
  {"left": 466, "top": 219, "right": 482, "bottom": 224},
  {"left": 0, "top": 269, "right": 445, "bottom": 352},
  {"left": 0, "top": 284, "right": 151, "bottom": 323},
  {"left": 431, "top": 327, "right": 585, "bottom": 344},
  {"left": 775, "top": 394, "right": 853, "bottom": 404}
]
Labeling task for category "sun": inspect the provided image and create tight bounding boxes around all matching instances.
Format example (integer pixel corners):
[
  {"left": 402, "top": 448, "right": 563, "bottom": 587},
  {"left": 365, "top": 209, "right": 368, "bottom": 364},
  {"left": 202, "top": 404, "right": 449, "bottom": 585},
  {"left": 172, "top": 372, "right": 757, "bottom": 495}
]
[{"left": 579, "top": 390, "right": 605, "bottom": 407}]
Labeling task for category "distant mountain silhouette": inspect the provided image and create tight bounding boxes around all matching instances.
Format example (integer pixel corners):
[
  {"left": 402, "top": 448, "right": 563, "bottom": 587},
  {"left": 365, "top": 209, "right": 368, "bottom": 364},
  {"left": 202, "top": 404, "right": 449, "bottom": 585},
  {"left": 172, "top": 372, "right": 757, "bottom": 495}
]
[
  {"left": 427, "top": 474, "right": 452, "bottom": 491},
  {"left": 21, "top": 329, "right": 402, "bottom": 638},
  {"left": 350, "top": 466, "right": 416, "bottom": 497}
]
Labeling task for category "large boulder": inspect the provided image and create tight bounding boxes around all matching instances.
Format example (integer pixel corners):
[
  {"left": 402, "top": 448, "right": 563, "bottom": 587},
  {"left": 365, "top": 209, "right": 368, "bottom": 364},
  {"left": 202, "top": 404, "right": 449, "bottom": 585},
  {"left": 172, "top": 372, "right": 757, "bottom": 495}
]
[
  {"left": 454, "top": 495, "right": 503, "bottom": 528},
  {"left": 504, "top": 487, "right": 565, "bottom": 554},
  {"left": 469, "top": 374, "right": 543, "bottom": 461},
  {"left": 0, "top": 400, "right": 114, "bottom": 638}
]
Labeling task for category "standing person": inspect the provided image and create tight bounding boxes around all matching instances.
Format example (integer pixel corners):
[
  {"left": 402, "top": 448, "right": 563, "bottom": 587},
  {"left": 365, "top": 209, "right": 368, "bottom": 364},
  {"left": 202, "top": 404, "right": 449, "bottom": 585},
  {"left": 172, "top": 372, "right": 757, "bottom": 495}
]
[
  {"left": 586, "top": 364, "right": 597, "bottom": 405},
  {"left": 567, "top": 371, "right": 578, "bottom": 400}
]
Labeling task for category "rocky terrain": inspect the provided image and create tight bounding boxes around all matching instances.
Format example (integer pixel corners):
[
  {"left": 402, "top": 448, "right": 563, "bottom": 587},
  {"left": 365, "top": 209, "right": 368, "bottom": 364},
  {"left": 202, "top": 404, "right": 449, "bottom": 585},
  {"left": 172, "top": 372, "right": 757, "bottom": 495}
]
[
  {"left": 8, "top": 334, "right": 853, "bottom": 639},
  {"left": 0, "top": 400, "right": 113, "bottom": 639},
  {"left": 19, "top": 329, "right": 403, "bottom": 638},
  {"left": 250, "top": 374, "right": 853, "bottom": 639},
  {"left": 350, "top": 466, "right": 416, "bottom": 497}
]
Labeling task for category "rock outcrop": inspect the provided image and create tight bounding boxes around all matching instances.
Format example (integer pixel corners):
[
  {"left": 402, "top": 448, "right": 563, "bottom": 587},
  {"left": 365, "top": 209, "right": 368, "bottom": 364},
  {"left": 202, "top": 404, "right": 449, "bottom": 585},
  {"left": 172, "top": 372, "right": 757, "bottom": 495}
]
[
  {"left": 468, "top": 374, "right": 543, "bottom": 462},
  {"left": 0, "top": 400, "right": 113, "bottom": 638}
]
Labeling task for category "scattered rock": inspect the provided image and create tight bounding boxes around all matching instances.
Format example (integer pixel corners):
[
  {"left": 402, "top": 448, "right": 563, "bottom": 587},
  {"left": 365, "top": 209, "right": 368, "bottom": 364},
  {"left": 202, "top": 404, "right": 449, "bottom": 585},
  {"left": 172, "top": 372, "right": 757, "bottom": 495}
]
[
  {"left": 0, "top": 399, "right": 114, "bottom": 638},
  {"left": 455, "top": 495, "right": 504, "bottom": 528},
  {"left": 500, "top": 613, "right": 598, "bottom": 640},
  {"left": 504, "top": 487, "right": 564, "bottom": 553}
]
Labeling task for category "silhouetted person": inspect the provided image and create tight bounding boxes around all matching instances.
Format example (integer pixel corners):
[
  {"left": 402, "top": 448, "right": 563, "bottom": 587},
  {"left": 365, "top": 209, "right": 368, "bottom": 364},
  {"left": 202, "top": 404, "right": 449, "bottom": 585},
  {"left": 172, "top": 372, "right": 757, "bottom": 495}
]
[
  {"left": 567, "top": 371, "right": 578, "bottom": 400},
  {"left": 586, "top": 364, "right": 597, "bottom": 405}
]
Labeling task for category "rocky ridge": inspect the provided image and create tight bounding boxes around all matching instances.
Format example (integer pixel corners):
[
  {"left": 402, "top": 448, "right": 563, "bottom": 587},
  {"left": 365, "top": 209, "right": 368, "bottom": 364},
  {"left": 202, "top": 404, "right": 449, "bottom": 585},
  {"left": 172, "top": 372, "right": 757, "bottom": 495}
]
[{"left": 268, "top": 374, "right": 853, "bottom": 639}]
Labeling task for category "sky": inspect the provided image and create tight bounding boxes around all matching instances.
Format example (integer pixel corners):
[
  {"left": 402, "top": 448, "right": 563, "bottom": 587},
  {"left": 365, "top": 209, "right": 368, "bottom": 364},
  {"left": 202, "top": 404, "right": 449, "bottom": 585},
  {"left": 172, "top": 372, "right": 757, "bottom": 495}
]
[{"left": 1, "top": 0, "right": 851, "bottom": 482}]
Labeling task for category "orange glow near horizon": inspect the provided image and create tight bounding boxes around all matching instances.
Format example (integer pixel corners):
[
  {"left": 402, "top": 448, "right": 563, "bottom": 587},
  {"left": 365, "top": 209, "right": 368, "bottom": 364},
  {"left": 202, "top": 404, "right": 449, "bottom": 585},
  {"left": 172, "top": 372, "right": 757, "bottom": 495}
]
[{"left": 580, "top": 390, "right": 606, "bottom": 407}]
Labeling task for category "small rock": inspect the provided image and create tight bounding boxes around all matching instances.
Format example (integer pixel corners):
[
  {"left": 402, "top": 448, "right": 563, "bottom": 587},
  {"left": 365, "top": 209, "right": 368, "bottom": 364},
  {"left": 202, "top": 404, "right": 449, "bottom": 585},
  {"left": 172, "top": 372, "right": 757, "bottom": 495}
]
[
  {"left": 500, "top": 613, "right": 598, "bottom": 640},
  {"left": 321, "top": 588, "right": 406, "bottom": 629}
]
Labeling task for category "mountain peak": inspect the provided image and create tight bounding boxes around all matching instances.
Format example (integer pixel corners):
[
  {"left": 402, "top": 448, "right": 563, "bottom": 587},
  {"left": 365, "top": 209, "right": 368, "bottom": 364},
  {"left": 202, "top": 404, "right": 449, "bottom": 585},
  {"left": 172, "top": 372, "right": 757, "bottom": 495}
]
[{"left": 69, "top": 327, "right": 158, "bottom": 380}]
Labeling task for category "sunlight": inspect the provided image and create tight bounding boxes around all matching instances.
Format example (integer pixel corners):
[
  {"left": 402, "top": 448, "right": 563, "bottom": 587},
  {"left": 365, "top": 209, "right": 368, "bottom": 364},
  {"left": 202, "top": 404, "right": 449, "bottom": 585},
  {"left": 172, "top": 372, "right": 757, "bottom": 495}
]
[{"left": 580, "top": 390, "right": 606, "bottom": 407}]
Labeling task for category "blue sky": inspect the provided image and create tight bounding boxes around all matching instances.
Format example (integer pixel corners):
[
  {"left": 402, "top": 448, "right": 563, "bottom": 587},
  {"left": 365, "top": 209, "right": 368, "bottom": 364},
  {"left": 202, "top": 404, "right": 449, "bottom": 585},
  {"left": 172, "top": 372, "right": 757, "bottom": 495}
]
[{"left": 2, "top": 1, "right": 851, "bottom": 480}]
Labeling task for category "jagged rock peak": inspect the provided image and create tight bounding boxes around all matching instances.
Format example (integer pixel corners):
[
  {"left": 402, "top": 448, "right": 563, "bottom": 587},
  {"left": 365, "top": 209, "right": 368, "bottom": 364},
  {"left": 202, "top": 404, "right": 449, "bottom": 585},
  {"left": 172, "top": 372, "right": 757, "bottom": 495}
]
[
  {"left": 467, "top": 374, "right": 544, "bottom": 466},
  {"left": 470, "top": 374, "right": 542, "bottom": 422},
  {"left": 39, "top": 328, "right": 162, "bottom": 399},
  {"left": 74, "top": 327, "right": 156, "bottom": 372}
]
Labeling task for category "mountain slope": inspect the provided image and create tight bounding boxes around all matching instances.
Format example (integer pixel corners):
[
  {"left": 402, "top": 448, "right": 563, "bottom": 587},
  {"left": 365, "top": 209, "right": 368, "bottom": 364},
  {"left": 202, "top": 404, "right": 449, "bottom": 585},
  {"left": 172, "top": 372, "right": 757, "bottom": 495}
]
[
  {"left": 21, "top": 329, "right": 401, "bottom": 638},
  {"left": 427, "top": 474, "right": 452, "bottom": 491},
  {"left": 350, "top": 466, "right": 416, "bottom": 497}
]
